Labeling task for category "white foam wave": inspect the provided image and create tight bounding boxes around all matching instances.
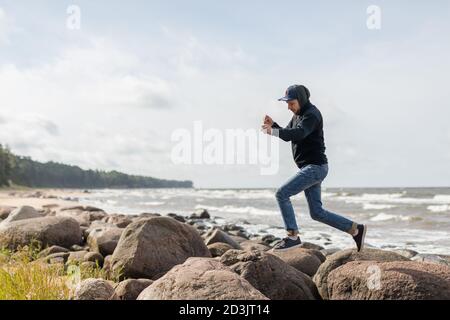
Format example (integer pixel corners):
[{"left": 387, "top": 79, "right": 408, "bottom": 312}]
[
  {"left": 195, "top": 204, "right": 277, "bottom": 216},
  {"left": 427, "top": 204, "right": 450, "bottom": 213},
  {"left": 140, "top": 201, "right": 165, "bottom": 206},
  {"left": 363, "top": 203, "right": 397, "bottom": 210},
  {"left": 337, "top": 192, "right": 450, "bottom": 205},
  {"left": 369, "top": 212, "right": 416, "bottom": 222}
]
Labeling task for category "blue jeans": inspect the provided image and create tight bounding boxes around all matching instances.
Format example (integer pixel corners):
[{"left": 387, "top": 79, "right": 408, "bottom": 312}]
[{"left": 275, "top": 163, "right": 357, "bottom": 234}]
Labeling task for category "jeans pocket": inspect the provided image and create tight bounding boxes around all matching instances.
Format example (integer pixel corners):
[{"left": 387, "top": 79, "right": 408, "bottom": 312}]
[{"left": 310, "top": 164, "right": 327, "bottom": 181}]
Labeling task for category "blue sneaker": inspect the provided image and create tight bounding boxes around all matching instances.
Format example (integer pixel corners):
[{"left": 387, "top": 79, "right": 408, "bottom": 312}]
[{"left": 273, "top": 236, "right": 302, "bottom": 251}]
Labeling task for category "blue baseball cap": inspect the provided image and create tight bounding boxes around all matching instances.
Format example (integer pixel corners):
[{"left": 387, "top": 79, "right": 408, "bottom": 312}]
[
  {"left": 278, "top": 84, "right": 311, "bottom": 103},
  {"left": 278, "top": 85, "right": 300, "bottom": 101}
]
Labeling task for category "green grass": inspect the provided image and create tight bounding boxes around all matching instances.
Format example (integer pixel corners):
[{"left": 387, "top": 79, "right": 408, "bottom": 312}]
[{"left": 0, "top": 245, "right": 122, "bottom": 300}]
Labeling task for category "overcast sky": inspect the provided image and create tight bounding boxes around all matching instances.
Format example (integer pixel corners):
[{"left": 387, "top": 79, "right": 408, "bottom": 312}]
[{"left": 0, "top": 1, "right": 449, "bottom": 188}]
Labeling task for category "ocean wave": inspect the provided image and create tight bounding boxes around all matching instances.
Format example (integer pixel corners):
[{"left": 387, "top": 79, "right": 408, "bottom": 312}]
[
  {"left": 139, "top": 201, "right": 166, "bottom": 206},
  {"left": 363, "top": 203, "right": 397, "bottom": 210},
  {"left": 369, "top": 212, "right": 420, "bottom": 222},
  {"left": 195, "top": 204, "right": 278, "bottom": 216},
  {"left": 427, "top": 204, "right": 450, "bottom": 213},
  {"left": 337, "top": 192, "right": 450, "bottom": 205},
  {"left": 433, "top": 195, "right": 450, "bottom": 202}
]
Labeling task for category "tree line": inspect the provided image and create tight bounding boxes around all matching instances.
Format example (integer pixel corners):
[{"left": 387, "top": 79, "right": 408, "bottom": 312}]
[{"left": 0, "top": 143, "right": 192, "bottom": 188}]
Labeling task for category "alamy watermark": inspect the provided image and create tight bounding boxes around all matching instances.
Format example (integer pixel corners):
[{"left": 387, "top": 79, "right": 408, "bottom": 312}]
[
  {"left": 367, "top": 5, "right": 382, "bottom": 30},
  {"left": 67, "top": 5, "right": 81, "bottom": 30},
  {"left": 171, "top": 121, "right": 280, "bottom": 175},
  {"left": 366, "top": 264, "right": 382, "bottom": 290}
]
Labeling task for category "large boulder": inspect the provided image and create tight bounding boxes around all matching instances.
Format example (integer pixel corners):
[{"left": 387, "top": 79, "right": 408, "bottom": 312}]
[
  {"left": 137, "top": 257, "right": 268, "bottom": 300},
  {"left": 72, "top": 278, "right": 118, "bottom": 300},
  {"left": 269, "top": 247, "right": 325, "bottom": 276},
  {"left": 204, "top": 228, "right": 242, "bottom": 249},
  {"left": 0, "top": 206, "right": 44, "bottom": 225},
  {"left": 114, "top": 279, "right": 153, "bottom": 300},
  {"left": 87, "top": 227, "right": 123, "bottom": 256},
  {"left": 220, "top": 249, "right": 320, "bottom": 300},
  {"left": 110, "top": 217, "right": 211, "bottom": 280},
  {"left": 313, "top": 248, "right": 410, "bottom": 299},
  {"left": 0, "top": 216, "right": 82, "bottom": 250},
  {"left": 327, "top": 261, "right": 450, "bottom": 300},
  {"left": 56, "top": 210, "right": 91, "bottom": 227}
]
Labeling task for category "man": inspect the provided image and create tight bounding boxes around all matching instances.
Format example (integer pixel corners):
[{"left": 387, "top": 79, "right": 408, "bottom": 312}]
[{"left": 262, "top": 84, "right": 366, "bottom": 252}]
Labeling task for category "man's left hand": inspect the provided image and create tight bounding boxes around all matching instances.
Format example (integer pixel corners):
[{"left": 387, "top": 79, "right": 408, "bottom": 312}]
[{"left": 261, "top": 124, "right": 272, "bottom": 135}]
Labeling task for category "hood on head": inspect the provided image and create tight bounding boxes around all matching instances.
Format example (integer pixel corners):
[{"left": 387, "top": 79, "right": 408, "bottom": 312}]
[{"left": 293, "top": 85, "right": 310, "bottom": 107}]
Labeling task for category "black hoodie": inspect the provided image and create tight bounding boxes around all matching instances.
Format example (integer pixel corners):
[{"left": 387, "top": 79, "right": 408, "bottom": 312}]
[{"left": 272, "top": 86, "right": 328, "bottom": 169}]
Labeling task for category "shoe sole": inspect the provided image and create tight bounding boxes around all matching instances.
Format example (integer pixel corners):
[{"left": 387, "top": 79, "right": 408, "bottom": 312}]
[
  {"left": 359, "top": 225, "right": 367, "bottom": 252},
  {"left": 272, "top": 243, "right": 302, "bottom": 252}
]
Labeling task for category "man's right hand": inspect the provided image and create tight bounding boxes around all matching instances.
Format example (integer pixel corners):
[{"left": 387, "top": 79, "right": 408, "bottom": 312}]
[{"left": 264, "top": 115, "right": 274, "bottom": 126}]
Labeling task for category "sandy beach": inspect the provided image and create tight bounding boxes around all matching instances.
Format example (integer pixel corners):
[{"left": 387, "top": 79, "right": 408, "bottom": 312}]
[{"left": 0, "top": 189, "right": 86, "bottom": 210}]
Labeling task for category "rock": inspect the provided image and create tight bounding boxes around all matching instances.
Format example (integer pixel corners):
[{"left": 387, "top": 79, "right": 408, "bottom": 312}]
[
  {"left": 83, "top": 252, "right": 104, "bottom": 266},
  {"left": 411, "top": 253, "right": 450, "bottom": 266},
  {"left": 102, "top": 215, "right": 132, "bottom": 228},
  {"left": 73, "top": 278, "right": 118, "bottom": 300},
  {"left": 61, "top": 206, "right": 104, "bottom": 212},
  {"left": 41, "top": 252, "right": 70, "bottom": 264},
  {"left": 103, "top": 255, "right": 113, "bottom": 273},
  {"left": 239, "top": 240, "right": 271, "bottom": 252},
  {"left": 259, "top": 234, "right": 279, "bottom": 246},
  {"left": 192, "top": 221, "right": 207, "bottom": 230},
  {"left": 208, "top": 242, "right": 234, "bottom": 257},
  {"left": 67, "top": 251, "right": 89, "bottom": 265},
  {"left": 220, "top": 250, "right": 319, "bottom": 300},
  {"left": 114, "top": 279, "right": 153, "bottom": 300},
  {"left": 88, "top": 211, "right": 108, "bottom": 223},
  {"left": 0, "top": 206, "right": 15, "bottom": 220},
  {"left": 0, "top": 216, "right": 82, "bottom": 250},
  {"left": 0, "top": 206, "right": 44, "bottom": 225},
  {"left": 138, "top": 213, "right": 161, "bottom": 219},
  {"left": 137, "top": 257, "right": 268, "bottom": 300},
  {"left": 167, "top": 213, "right": 186, "bottom": 223},
  {"left": 327, "top": 261, "right": 450, "bottom": 300},
  {"left": 313, "top": 248, "right": 410, "bottom": 299},
  {"left": 228, "top": 230, "right": 250, "bottom": 239},
  {"left": 189, "top": 208, "right": 210, "bottom": 219},
  {"left": 70, "top": 244, "right": 86, "bottom": 252},
  {"left": 80, "top": 261, "right": 98, "bottom": 269},
  {"left": 87, "top": 227, "right": 123, "bottom": 257},
  {"left": 229, "top": 235, "right": 248, "bottom": 244},
  {"left": 320, "top": 248, "right": 342, "bottom": 257},
  {"left": 37, "top": 245, "right": 69, "bottom": 259},
  {"left": 269, "top": 248, "right": 325, "bottom": 276},
  {"left": 223, "top": 224, "right": 244, "bottom": 232},
  {"left": 300, "top": 242, "right": 325, "bottom": 251},
  {"left": 391, "top": 249, "right": 419, "bottom": 259},
  {"left": 204, "top": 228, "right": 242, "bottom": 250},
  {"left": 111, "top": 217, "right": 211, "bottom": 280},
  {"left": 56, "top": 210, "right": 91, "bottom": 227}
]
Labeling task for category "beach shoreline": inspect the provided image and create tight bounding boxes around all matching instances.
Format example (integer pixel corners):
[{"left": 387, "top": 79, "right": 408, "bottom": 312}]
[{"left": 1, "top": 187, "right": 450, "bottom": 300}]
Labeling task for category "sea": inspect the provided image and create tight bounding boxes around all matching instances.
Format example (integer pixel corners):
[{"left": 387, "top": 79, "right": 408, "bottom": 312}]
[{"left": 76, "top": 187, "right": 450, "bottom": 255}]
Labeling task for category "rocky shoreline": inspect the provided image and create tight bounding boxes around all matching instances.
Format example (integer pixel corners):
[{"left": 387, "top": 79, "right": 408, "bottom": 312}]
[{"left": 1, "top": 190, "right": 450, "bottom": 300}]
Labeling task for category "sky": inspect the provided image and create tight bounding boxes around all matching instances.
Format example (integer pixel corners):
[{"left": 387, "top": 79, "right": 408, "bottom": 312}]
[{"left": 0, "top": 1, "right": 449, "bottom": 188}]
